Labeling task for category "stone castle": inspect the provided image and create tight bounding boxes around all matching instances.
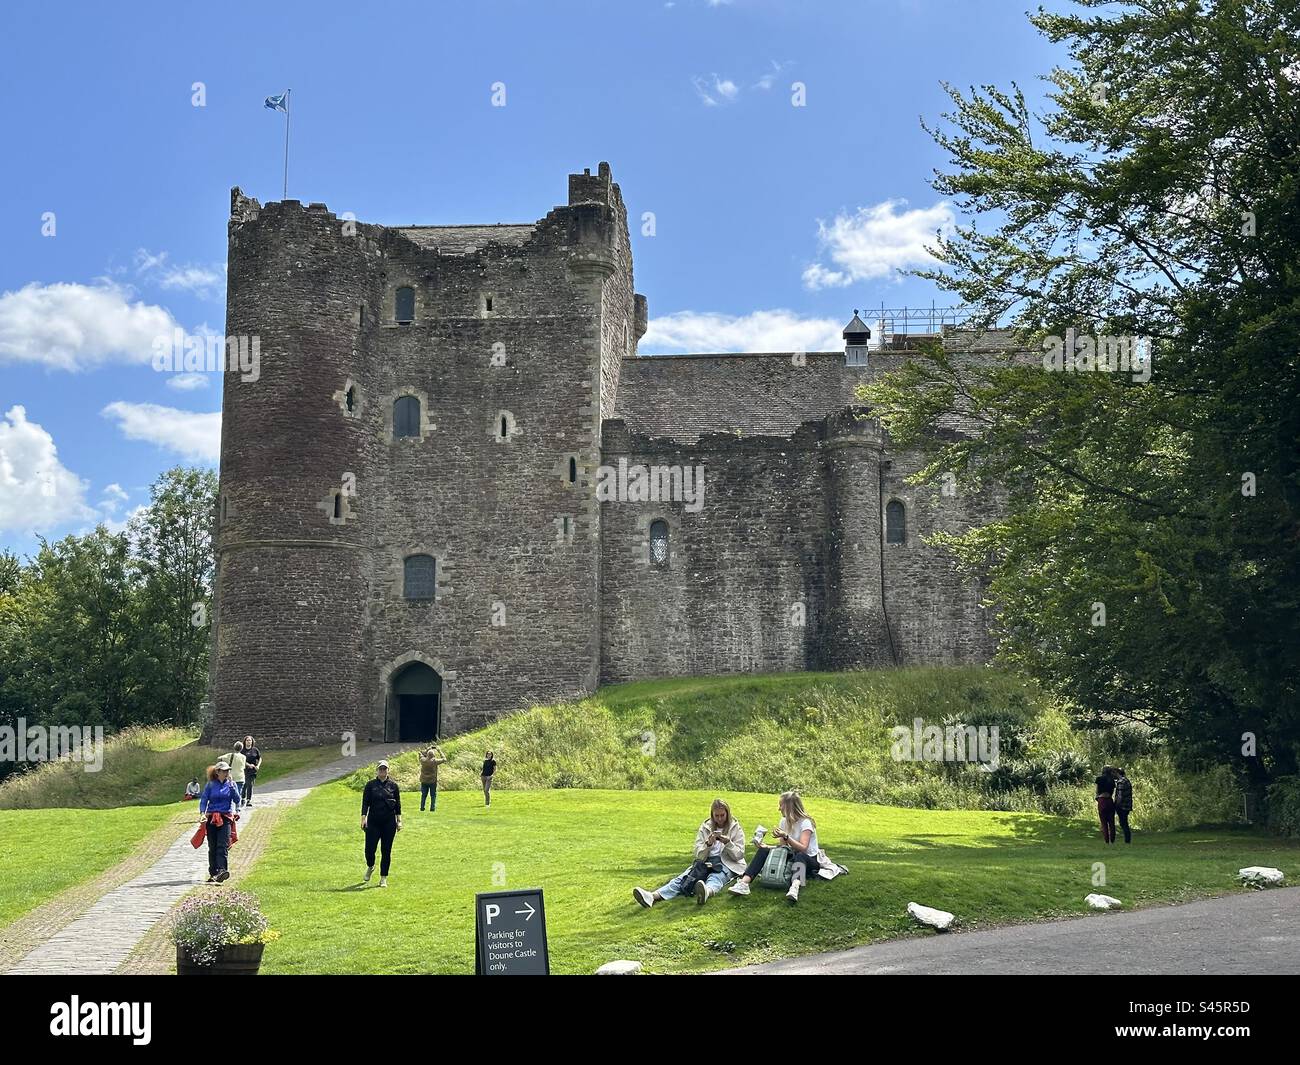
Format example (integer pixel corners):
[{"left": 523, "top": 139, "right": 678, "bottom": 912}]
[{"left": 207, "top": 162, "right": 1003, "bottom": 746}]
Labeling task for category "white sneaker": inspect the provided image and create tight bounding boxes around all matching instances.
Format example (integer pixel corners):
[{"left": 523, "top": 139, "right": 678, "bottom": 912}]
[
  {"left": 363, "top": 866, "right": 373, "bottom": 883},
  {"left": 786, "top": 880, "right": 801, "bottom": 904},
  {"left": 632, "top": 887, "right": 654, "bottom": 908},
  {"left": 694, "top": 881, "right": 711, "bottom": 905},
  {"left": 728, "top": 880, "right": 751, "bottom": 897},
  {"left": 379, "top": 877, "right": 388, "bottom": 888}
]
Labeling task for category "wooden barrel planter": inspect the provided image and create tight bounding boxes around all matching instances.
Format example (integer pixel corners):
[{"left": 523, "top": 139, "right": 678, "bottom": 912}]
[{"left": 177, "top": 942, "right": 264, "bottom": 975}]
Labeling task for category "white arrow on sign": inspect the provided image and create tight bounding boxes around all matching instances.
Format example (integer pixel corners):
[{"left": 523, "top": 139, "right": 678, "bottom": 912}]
[{"left": 515, "top": 902, "right": 536, "bottom": 921}]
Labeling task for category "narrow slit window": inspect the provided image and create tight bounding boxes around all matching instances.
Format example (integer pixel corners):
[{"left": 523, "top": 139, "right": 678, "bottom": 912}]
[
  {"left": 886, "top": 500, "right": 906, "bottom": 544},
  {"left": 650, "top": 520, "right": 669, "bottom": 567},
  {"left": 344, "top": 386, "right": 356, "bottom": 413},
  {"left": 568, "top": 456, "right": 577, "bottom": 483},
  {"left": 395, "top": 286, "right": 415, "bottom": 324},
  {"left": 500, "top": 415, "right": 508, "bottom": 438},
  {"left": 485, "top": 295, "right": 493, "bottom": 312},
  {"left": 333, "top": 493, "right": 343, "bottom": 520}
]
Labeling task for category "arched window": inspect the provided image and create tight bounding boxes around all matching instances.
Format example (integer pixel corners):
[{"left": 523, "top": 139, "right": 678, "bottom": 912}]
[
  {"left": 568, "top": 456, "right": 578, "bottom": 484},
  {"left": 393, "top": 395, "right": 421, "bottom": 438},
  {"left": 886, "top": 500, "right": 906, "bottom": 544},
  {"left": 649, "top": 519, "right": 669, "bottom": 567},
  {"left": 395, "top": 286, "right": 415, "bottom": 324},
  {"left": 500, "top": 415, "right": 508, "bottom": 438},
  {"left": 403, "top": 555, "right": 436, "bottom": 600}
]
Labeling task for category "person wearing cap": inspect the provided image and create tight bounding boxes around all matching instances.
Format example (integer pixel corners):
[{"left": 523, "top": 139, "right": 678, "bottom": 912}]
[
  {"left": 198, "top": 761, "right": 241, "bottom": 883},
  {"left": 360, "top": 760, "right": 402, "bottom": 887}
]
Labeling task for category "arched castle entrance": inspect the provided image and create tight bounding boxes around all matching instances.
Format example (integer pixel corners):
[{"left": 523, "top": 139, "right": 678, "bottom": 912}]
[{"left": 388, "top": 661, "right": 442, "bottom": 741}]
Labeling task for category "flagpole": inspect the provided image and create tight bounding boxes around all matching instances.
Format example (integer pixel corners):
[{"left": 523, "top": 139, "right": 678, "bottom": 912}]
[{"left": 282, "top": 89, "right": 291, "bottom": 200}]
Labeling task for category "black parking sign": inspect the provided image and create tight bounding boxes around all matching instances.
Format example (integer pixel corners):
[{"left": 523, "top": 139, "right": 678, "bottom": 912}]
[{"left": 474, "top": 889, "right": 550, "bottom": 975}]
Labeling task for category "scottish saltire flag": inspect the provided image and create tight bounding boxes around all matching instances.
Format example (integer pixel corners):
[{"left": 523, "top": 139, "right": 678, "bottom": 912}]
[{"left": 264, "top": 92, "right": 288, "bottom": 112}]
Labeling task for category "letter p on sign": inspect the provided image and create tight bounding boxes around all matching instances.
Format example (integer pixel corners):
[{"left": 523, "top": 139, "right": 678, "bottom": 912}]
[{"left": 485, "top": 904, "right": 500, "bottom": 925}]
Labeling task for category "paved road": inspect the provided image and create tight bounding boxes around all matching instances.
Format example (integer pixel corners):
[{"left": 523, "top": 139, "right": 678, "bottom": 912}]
[
  {"left": 5, "top": 743, "right": 413, "bottom": 975},
  {"left": 724, "top": 887, "right": 1300, "bottom": 975}
]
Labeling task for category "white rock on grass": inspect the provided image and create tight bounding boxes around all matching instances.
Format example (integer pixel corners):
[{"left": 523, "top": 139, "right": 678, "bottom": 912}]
[
  {"left": 1237, "top": 867, "right": 1285, "bottom": 887},
  {"left": 1085, "top": 893, "right": 1123, "bottom": 910},
  {"left": 908, "top": 902, "right": 955, "bottom": 931},
  {"left": 595, "top": 960, "right": 643, "bottom": 975}
]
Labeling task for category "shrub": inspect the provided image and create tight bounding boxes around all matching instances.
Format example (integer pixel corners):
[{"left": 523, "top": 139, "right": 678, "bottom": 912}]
[{"left": 1265, "top": 776, "right": 1300, "bottom": 838}]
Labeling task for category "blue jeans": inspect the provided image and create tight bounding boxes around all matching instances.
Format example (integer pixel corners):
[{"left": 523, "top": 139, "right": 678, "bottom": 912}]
[
  {"left": 657, "top": 862, "right": 731, "bottom": 899},
  {"left": 420, "top": 782, "right": 437, "bottom": 810}
]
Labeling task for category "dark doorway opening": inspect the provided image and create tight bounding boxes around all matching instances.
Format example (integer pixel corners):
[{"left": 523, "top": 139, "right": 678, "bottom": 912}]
[{"left": 391, "top": 662, "right": 442, "bottom": 741}]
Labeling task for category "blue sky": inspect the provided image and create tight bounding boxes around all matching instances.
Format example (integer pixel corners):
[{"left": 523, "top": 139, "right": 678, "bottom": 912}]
[{"left": 0, "top": 0, "right": 1061, "bottom": 556}]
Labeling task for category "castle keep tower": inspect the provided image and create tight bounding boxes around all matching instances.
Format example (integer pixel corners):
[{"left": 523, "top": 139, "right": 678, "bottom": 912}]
[{"left": 208, "top": 163, "right": 640, "bottom": 745}]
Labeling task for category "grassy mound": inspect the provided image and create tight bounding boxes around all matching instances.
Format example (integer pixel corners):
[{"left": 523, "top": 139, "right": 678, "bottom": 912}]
[
  {"left": 346, "top": 667, "right": 1239, "bottom": 831},
  {"left": 0, "top": 727, "right": 342, "bottom": 810},
  {"left": 243, "top": 785, "right": 1300, "bottom": 975}
]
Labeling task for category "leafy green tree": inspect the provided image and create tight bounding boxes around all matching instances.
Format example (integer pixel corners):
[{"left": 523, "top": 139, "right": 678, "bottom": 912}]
[
  {"left": 862, "top": 0, "right": 1300, "bottom": 788},
  {"left": 130, "top": 467, "right": 218, "bottom": 725}
]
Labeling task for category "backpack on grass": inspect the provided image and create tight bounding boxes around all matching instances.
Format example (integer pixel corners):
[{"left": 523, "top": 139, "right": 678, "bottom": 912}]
[{"left": 757, "top": 847, "right": 795, "bottom": 889}]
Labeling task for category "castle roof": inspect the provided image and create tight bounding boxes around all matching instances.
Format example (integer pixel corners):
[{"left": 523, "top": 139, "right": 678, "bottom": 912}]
[
  {"left": 396, "top": 223, "right": 536, "bottom": 253},
  {"left": 612, "top": 352, "right": 865, "bottom": 443}
]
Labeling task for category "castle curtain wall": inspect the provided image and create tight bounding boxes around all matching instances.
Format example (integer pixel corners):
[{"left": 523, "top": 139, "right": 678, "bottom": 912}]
[{"left": 598, "top": 422, "right": 828, "bottom": 682}]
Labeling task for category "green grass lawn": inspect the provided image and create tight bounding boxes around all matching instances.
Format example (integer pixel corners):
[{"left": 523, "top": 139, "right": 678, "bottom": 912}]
[
  {"left": 0, "top": 804, "right": 180, "bottom": 926},
  {"left": 242, "top": 785, "right": 1300, "bottom": 975}
]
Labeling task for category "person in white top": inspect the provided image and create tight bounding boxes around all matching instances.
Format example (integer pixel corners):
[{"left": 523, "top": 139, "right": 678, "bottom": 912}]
[
  {"left": 633, "top": 798, "right": 747, "bottom": 908},
  {"left": 728, "top": 790, "right": 821, "bottom": 904}
]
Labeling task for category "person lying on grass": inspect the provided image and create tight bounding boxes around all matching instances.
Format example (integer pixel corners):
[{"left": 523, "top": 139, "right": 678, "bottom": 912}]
[
  {"left": 728, "top": 790, "right": 847, "bottom": 904},
  {"left": 633, "top": 797, "right": 746, "bottom": 908}
]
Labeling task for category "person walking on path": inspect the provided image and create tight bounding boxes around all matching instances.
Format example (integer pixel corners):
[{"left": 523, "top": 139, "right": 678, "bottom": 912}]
[
  {"left": 361, "top": 759, "right": 402, "bottom": 887},
  {"left": 228, "top": 742, "right": 247, "bottom": 805},
  {"left": 633, "top": 798, "right": 746, "bottom": 908},
  {"left": 419, "top": 745, "right": 447, "bottom": 812},
  {"left": 1095, "top": 765, "right": 1117, "bottom": 844},
  {"left": 242, "top": 735, "right": 261, "bottom": 807},
  {"left": 1113, "top": 767, "right": 1134, "bottom": 844},
  {"left": 197, "top": 762, "right": 241, "bottom": 884},
  {"left": 481, "top": 750, "right": 497, "bottom": 807}
]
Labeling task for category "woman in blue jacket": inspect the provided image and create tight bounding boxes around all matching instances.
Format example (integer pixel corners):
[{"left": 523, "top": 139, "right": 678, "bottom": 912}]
[{"left": 198, "top": 761, "right": 241, "bottom": 883}]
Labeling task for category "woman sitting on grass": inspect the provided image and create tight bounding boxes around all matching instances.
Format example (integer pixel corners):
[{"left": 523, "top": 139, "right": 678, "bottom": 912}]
[
  {"left": 728, "top": 790, "right": 844, "bottom": 904},
  {"left": 633, "top": 798, "right": 746, "bottom": 907}
]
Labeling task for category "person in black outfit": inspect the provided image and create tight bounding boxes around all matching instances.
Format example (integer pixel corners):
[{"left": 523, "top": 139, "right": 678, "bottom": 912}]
[
  {"left": 242, "top": 735, "right": 261, "bottom": 807},
  {"left": 481, "top": 750, "right": 497, "bottom": 807},
  {"left": 1095, "top": 765, "right": 1117, "bottom": 844},
  {"left": 1113, "top": 767, "right": 1134, "bottom": 843},
  {"left": 361, "top": 759, "right": 402, "bottom": 887}
]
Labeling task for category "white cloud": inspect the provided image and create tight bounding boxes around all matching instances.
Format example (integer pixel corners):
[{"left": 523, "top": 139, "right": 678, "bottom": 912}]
[
  {"left": 802, "top": 199, "right": 955, "bottom": 289},
  {"left": 135, "top": 248, "right": 225, "bottom": 300},
  {"left": 640, "top": 309, "right": 844, "bottom": 354},
  {"left": 166, "top": 372, "right": 211, "bottom": 392},
  {"left": 101, "top": 402, "right": 221, "bottom": 463},
  {"left": 0, "top": 405, "right": 95, "bottom": 534},
  {"left": 753, "top": 60, "right": 791, "bottom": 90},
  {"left": 692, "top": 74, "right": 739, "bottom": 106},
  {"left": 0, "top": 282, "right": 180, "bottom": 371},
  {"left": 99, "top": 482, "right": 129, "bottom": 515}
]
